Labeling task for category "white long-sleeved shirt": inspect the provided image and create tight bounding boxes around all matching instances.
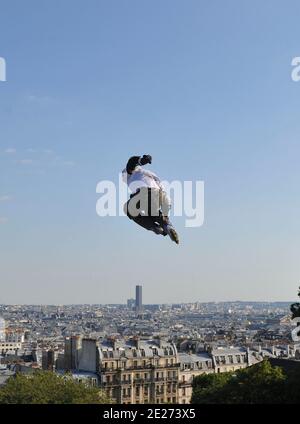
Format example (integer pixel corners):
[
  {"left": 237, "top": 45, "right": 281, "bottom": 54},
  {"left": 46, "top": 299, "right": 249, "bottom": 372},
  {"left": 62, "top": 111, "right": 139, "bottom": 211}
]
[{"left": 122, "top": 166, "right": 163, "bottom": 193}]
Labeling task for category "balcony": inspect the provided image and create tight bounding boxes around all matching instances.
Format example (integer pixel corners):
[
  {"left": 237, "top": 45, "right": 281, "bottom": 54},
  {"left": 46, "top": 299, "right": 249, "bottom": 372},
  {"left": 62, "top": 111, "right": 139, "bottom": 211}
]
[
  {"left": 133, "top": 378, "right": 152, "bottom": 383},
  {"left": 101, "top": 381, "right": 118, "bottom": 387},
  {"left": 179, "top": 380, "right": 191, "bottom": 387},
  {"left": 100, "top": 363, "right": 180, "bottom": 372},
  {"left": 154, "top": 377, "right": 166, "bottom": 382},
  {"left": 166, "top": 377, "right": 178, "bottom": 382},
  {"left": 122, "top": 394, "right": 132, "bottom": 399}
]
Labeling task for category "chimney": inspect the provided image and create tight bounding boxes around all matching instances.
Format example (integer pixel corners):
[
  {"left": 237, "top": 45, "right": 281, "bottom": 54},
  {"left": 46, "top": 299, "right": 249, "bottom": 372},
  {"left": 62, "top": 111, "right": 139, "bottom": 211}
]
[
  {"left": 204, "top": 344, "right": 212, "bottom": 354},
  {"left": 133, "top": 335, "right": 140, "bottom": 349},
  {"left": 107, "top": 335, "right": 117, "bottom": 349}
]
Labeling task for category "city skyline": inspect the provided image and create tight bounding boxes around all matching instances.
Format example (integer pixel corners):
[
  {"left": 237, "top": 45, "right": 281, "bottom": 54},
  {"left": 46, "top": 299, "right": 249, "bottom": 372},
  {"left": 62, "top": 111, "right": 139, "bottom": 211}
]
[{"left": 0, "top": 297, "right": 298, "bottom": 405}]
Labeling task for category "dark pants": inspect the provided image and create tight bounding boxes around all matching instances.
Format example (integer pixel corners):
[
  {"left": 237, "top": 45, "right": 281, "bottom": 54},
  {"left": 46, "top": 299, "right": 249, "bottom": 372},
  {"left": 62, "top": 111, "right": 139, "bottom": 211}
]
[{"left": 124, "top": 187, "right": 170, "bottom": 233}]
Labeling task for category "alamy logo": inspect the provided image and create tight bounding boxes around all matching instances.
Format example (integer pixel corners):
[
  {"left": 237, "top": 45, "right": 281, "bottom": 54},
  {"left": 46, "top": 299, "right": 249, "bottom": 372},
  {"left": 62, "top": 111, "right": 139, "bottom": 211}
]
[
  {"left": 291, "top": 317, "right": 300, "bottom": 342},
  {"left": 291, "top": 57, "right": 300, "bottom": 82},
  {"left": 0, "top": 57, "right": 6, "bottom": 82},
  {"left": 96, "top": 175, "right": 205, "bottom": 228}
]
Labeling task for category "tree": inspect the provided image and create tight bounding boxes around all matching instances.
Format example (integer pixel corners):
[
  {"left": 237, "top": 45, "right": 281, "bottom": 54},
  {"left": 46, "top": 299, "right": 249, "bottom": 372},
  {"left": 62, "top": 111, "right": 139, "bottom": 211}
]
[
  {"left": 192, "top": 360, "right": 286, "bottom": 404},
  {"left": 191, "top": 372, "right": 231, "bottom": 404},
  {"left": 284, "top": 365, "right": 300, "bottom": 403},
  {"left": 0, "top": 371, "right": 111, "bottom": 404},
  {"left": 223, "top": 360, "right": 286, "bottom": 404}
]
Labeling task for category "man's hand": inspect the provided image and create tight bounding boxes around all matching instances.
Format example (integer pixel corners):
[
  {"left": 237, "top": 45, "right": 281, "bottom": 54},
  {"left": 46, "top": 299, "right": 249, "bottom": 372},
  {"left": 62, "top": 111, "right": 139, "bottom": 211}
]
[{"left": 140, "top": 154, "right": 152, "bottom": 165}]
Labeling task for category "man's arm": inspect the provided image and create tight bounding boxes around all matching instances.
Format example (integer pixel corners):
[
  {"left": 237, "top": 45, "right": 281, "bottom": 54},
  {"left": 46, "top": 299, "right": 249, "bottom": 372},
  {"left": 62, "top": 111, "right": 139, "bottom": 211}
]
[{"left": 126, "top": 154, "right": 152, "bottom": 174}]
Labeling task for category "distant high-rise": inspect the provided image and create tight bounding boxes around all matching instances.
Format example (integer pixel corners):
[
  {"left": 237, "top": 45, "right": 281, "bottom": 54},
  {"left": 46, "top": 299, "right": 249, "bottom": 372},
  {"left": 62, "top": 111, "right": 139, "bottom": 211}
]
[{"left": 135, "top": 285, "right": 142, "bottom": 313}]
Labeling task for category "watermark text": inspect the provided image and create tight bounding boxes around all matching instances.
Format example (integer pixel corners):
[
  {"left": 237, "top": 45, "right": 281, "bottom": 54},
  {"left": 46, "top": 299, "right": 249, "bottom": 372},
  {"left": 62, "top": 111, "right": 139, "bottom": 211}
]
[
  {"left": 96, "top": 175, "right": 204, "bottom": 228},
  {"left": 0, "top": 57, "right": 6, "bottom": 82},
  {"left": 291, "top": 56, "right": 300, "bottom": 82}
]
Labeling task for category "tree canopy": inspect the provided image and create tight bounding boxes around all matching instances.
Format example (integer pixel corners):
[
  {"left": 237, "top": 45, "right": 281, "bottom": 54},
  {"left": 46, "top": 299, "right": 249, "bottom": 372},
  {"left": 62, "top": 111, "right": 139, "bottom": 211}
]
[
  {"left": 192, "top": 360, "right": 300, "bottom": 404},
  {"left": 0, "top": 371, "right": 111, "bottom": 404}
]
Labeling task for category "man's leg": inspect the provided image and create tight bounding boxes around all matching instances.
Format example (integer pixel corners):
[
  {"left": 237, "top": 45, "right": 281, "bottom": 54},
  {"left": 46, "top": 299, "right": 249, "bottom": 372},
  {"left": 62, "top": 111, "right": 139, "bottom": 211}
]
[
  {"left": 124, "top": 190, "right": 164, "bottom": 234},
  {"left": 158, "top": 189, "right": 179, "bottom": 244}
]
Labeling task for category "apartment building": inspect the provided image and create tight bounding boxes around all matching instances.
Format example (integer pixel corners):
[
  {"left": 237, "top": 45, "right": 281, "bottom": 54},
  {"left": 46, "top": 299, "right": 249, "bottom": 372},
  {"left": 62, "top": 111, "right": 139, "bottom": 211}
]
[
  {"left": 178, "top": 352, "right": 214, "bottom": 404},
  {"left": 211, "top": 346, "right": 254, "bottom": 373},
  {"left": 56, "top": 336, "right": 263, "bottom": 404},
  {"left": 0, "top": 342, "right": 22, "bottom": 354},
  {"left": 99, "top": 337, "right": 179, "bottom": 404}
]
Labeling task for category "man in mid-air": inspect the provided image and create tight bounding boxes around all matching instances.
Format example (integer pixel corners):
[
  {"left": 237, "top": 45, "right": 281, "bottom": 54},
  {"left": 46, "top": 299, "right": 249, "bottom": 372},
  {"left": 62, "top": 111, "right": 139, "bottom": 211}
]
[{"left": 122, "top": 154, "right": 179, "bottom": 244}]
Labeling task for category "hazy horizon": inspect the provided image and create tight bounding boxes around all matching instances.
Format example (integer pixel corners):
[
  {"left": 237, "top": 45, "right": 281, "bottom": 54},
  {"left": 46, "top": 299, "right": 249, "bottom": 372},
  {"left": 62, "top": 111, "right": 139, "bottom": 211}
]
[{"left": 0, "top": 299, "right": 295, "bottom": 307}]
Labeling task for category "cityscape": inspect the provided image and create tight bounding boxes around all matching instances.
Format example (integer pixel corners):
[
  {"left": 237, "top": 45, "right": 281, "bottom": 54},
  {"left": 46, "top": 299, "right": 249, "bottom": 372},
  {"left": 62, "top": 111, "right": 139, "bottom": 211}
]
[{"left": 0, "top": 285, "right": 298, "bottom": 404}]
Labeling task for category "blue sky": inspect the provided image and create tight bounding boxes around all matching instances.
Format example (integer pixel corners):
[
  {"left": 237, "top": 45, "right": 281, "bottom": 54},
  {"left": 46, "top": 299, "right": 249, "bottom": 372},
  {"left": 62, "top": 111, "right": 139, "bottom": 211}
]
[{"left": 1, "top": 0, "right": 300, "bottom": 304}]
